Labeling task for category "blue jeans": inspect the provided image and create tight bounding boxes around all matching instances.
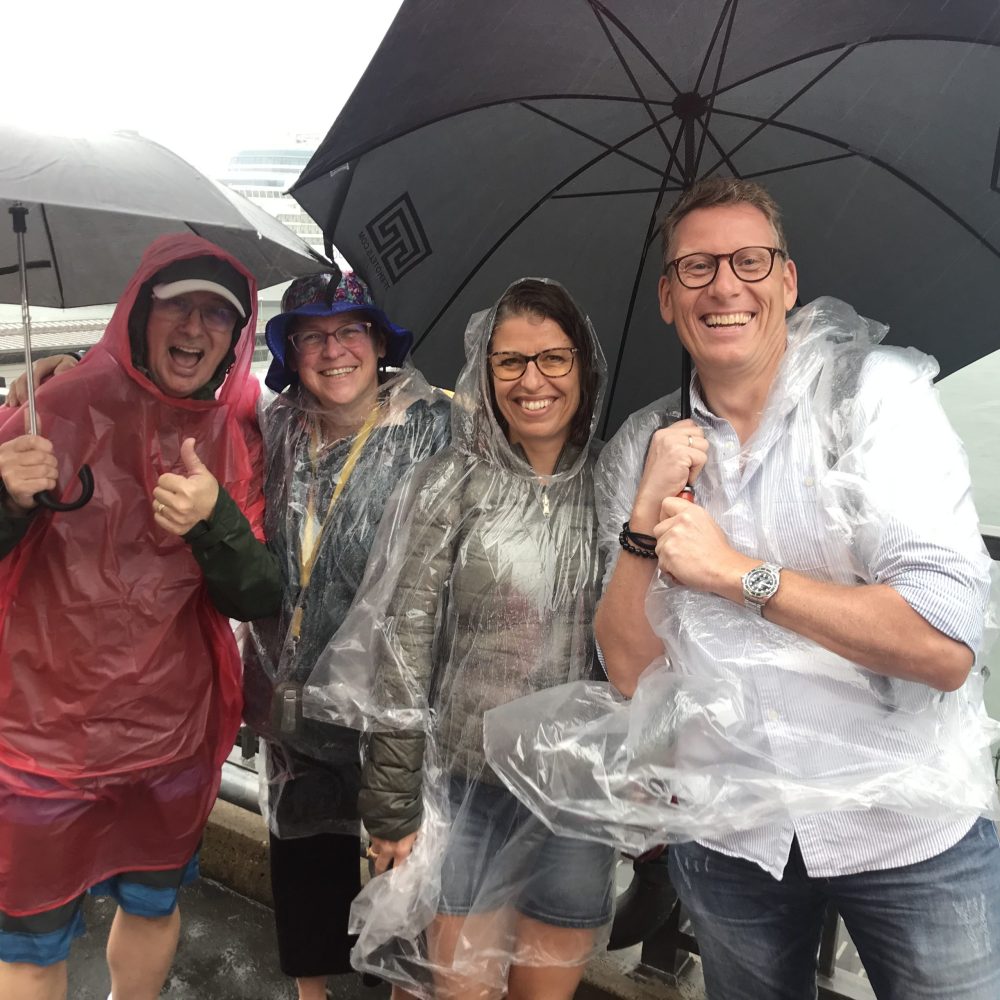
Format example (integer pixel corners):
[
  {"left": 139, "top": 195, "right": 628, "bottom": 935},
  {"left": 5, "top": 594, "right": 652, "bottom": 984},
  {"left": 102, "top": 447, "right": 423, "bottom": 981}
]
[{"left": 668, "top": 818, "right": 1000, "bottom": 1000}]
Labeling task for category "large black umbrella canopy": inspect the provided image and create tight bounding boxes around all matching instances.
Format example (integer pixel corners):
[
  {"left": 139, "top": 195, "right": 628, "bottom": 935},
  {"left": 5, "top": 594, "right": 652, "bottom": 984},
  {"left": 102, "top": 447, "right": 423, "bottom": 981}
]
[{"left": 293, "top": 0, "right": 1000, "bottom": 431}]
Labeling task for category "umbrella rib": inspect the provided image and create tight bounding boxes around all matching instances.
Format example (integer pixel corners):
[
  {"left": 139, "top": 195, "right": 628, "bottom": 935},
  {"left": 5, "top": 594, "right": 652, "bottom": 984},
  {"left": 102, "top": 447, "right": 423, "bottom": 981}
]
[
  {"left": 717, "top": 110, "right": 1000, "bottom": 259},
  {"left": 293, "top": 94, "right": 673, "bottom": 190},
  {"left": 411, "top": 108, "right": 684, "bottom": 354},
  {"left": 39, "top": 205, "right": 66, "bottom": 308},
  {"left": 695, "top": 0, "right": 741, "bottom": 175},
  {"left": 601, "top": 127, "right": 688, "bottom": 437},
  {"left": 715, "top": 34, "right": 1000, "bottom": 99},
  {"left": 694, "top": 0, "right": 738, "bottom": 95},
  {"left": 588, "top": 0, "right": 682, "bottom": 94},
  {"left": 587, "top": 0, "right": 678, "bottom": 160},
  {"left": 694, "top": 116, "right": 745, "bottom": 179},
  {"left": 519, "top": 102, "right": 671, "bottom": 180},
  {"left": 739, "top": 152, "right": 855, "bottom": 180},
  {"left": 0, "top": 261, "right": 52, "bottom": 277},
  {"left": 552, "top": 187, "right": 684, "bottom": 199},
  {"left": 702, "top": 47, "right": 858, "bottom": 173}
]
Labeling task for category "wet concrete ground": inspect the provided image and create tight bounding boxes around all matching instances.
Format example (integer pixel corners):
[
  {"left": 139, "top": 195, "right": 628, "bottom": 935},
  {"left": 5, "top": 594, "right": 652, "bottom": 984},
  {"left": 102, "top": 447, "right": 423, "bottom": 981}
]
[{"left": 67, "top": 878, "right": 390, "bottom": 1000}]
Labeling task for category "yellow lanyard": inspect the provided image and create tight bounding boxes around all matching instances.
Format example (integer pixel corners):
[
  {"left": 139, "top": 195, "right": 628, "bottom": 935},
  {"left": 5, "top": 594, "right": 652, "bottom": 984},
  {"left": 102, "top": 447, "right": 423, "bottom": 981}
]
[{"left": 290, "top": 406, "right": 380, "bottom": 640}]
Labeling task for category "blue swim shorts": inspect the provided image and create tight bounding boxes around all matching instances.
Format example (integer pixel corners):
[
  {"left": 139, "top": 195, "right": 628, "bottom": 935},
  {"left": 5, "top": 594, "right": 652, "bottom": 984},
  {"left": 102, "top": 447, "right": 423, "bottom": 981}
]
[{"left": 0, "top": 853, "right": 199, "bottom": 967}]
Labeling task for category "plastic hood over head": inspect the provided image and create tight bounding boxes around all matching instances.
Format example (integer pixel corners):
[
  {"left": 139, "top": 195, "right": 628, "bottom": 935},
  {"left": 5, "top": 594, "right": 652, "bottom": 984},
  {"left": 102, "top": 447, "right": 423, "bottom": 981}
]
[
  {"left": 303, "top": 279, "right": 614, "bottom": 996},
  {"left": 0, "top": 234, "right": 263, "bottom": 915},
  {"left": 483, "top": 297, "right": 998, "bottom": 857},
  {"left": 448, "top": 278, "right": 605, "bottom": 481}
]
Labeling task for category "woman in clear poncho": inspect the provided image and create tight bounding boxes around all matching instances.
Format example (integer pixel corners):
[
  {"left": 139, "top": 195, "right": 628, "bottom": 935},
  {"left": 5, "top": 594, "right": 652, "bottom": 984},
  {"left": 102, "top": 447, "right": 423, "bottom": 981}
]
[
  {"left": 241, "top": 271, "right": 451, "bottom": 1000},
  {"left": 338, "top": 278, "right": 615, "bottom": 1000}
]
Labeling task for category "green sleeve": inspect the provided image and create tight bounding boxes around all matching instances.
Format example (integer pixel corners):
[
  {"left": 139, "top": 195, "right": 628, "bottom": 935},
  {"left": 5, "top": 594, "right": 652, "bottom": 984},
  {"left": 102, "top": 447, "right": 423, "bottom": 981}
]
[
  {"left": 0, "top": 501, "right": 36, "bottom": 560},
  {"left": 184, "top": 486, "right": 283, "bottom": 621}
]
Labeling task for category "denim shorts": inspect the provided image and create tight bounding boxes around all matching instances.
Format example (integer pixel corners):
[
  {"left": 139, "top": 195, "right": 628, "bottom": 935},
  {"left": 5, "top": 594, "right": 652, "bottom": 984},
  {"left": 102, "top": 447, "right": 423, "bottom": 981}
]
[
  {"left": 0, "top": 853, "right": 199, "bottom": 967},
  {"left": 438, "top": 777, "right": 614, "bottom": 929}
]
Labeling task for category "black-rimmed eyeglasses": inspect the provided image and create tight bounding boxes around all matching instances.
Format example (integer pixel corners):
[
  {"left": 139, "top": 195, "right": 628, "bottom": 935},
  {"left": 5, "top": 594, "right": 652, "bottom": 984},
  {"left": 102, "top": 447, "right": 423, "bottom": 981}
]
[
  {"left": 488, "top": 347, "right": 578, "bottom": 381},
  {"left": 666, "top": 246, "right": 787, "bottom": 289}
]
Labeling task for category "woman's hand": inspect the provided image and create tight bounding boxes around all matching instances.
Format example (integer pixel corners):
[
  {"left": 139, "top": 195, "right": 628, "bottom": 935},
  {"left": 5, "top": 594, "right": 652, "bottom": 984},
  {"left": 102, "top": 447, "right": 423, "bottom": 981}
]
[
  {"left": 4, "top": 355, "right": 79, "bottom": 408},
  {"left": 368, "top": 832, "right": 419, "bottom": 875}
]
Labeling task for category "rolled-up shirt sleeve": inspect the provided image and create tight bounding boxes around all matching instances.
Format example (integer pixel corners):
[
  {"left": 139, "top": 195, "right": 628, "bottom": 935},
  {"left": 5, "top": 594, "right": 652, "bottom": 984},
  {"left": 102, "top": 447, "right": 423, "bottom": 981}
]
[{"left": 846, "top": 349, "right": 992, "bottom": 654}]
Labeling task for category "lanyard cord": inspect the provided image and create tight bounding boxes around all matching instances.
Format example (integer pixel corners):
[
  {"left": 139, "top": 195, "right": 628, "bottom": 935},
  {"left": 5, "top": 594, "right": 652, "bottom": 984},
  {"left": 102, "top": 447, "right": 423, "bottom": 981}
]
[{"left": 290, "top": 405, "right": 381, "bottom": 640}]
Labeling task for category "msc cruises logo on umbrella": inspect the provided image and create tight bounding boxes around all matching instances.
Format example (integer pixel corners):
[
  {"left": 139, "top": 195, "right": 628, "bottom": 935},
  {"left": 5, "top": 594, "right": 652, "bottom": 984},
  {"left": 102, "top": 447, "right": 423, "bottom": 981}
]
[{"left": 359, "top": 193, "right": 433, "bottom": 289}]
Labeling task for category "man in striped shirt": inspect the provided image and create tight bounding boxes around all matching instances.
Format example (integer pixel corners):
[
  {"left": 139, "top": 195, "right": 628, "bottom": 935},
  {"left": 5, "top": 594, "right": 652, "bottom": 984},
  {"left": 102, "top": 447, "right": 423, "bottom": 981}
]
[{"left": 595, "top": 177, "right": 999, "bottom": 999}]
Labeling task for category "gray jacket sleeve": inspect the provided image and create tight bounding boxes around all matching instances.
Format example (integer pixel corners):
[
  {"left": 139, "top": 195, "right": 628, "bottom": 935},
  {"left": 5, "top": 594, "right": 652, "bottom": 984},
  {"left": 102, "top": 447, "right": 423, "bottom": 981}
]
[{"left": 359, "top": 460, "right": 464, "bottom": 840}]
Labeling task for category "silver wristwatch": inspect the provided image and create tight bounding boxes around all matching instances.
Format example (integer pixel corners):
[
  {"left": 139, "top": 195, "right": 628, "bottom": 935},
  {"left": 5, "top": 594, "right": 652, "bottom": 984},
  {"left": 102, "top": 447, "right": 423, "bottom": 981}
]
[{"left": 742, "top": 562, "right": 781, "bottom": 614}]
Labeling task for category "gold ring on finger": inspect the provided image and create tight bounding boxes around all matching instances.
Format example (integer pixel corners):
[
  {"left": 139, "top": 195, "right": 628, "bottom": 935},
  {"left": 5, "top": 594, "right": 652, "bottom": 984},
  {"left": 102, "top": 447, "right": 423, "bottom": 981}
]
[
  {"left": 154, "top": 501, "right": 165, "bottom": 515},
  {"left": 687, "top": 435, "right": 693, "bottom": 448}
]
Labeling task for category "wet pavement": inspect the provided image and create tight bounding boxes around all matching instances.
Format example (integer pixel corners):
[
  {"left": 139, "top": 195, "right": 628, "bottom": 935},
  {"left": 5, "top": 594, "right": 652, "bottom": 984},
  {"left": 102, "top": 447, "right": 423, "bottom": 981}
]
[{"left": 67, "top": 877, "right": 390, "bottom": 999}]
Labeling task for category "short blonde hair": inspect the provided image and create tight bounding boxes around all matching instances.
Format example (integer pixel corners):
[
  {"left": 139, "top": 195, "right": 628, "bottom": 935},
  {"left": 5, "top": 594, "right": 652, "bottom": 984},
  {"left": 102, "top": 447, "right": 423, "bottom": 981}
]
[{"left": 660, "top": 177, "right": 788, "bottom": 272}]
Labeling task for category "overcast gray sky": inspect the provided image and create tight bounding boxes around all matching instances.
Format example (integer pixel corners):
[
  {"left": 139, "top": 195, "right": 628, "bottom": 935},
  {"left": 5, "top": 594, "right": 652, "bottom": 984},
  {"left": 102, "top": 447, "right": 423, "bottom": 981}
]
[{"left": 4, "top": 0, "right": 403, "bottom": 174}]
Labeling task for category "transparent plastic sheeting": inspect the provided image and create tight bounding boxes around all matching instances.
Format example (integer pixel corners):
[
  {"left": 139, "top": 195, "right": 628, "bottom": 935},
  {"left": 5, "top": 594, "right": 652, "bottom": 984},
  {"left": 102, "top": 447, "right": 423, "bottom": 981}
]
[
  {"left": 484, "top": 297, "right": 1000, "bottom": 856},
  {"left": 242, "top": 367, "right": 450, "bottom": 838},
  {"left": 305, "top": 280, "right": 615, "bottom": 997}
]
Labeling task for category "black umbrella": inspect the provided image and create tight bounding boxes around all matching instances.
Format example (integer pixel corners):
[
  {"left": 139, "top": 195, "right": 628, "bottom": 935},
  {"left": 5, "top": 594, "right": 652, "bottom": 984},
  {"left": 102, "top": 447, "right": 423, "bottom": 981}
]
[{"left": 293, "top": 0, "right": 1000, "bottom": 433}]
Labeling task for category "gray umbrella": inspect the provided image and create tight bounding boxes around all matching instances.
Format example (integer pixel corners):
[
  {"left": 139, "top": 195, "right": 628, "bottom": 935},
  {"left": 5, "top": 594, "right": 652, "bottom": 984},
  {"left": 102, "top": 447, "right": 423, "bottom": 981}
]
[
  {"left": 0, "top": 127, "right": 332, "bottom": 509},
  {"left": 291, "top": 0, "right": 1000, "bottom": 432}
]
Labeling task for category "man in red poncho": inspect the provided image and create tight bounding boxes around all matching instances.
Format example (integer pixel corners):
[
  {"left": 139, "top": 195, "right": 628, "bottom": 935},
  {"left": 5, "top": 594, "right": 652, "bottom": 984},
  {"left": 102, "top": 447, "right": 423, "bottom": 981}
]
[{"left": 0, "top": 235, "right": 281, "bottom": 1000}]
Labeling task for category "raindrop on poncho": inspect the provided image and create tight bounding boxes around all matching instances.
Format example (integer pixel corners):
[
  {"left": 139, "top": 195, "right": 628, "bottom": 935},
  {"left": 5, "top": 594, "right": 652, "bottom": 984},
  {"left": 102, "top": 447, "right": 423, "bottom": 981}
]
[
  {"left": 242, "top": 366, "right": 451, "bottom": 839},
  {"left": 306, "top": 279, "right": 616, "bottom": 996},
  {"left": 484, "top": 297, "right": 999, "bottom": 857}
]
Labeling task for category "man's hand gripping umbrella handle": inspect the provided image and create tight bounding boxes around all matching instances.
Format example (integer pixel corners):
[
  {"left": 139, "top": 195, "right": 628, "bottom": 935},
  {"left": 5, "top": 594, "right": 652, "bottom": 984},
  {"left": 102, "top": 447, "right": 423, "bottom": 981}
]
[{"left": 9, "top": 205, "right": 94, "bottom": 512}]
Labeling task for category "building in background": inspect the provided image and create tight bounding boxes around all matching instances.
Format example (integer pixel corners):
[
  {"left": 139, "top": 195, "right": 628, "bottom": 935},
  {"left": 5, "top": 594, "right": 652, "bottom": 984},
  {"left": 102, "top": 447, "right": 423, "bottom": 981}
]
[{"left": 217, "top": 137, "right": 327, "bottom": 258}]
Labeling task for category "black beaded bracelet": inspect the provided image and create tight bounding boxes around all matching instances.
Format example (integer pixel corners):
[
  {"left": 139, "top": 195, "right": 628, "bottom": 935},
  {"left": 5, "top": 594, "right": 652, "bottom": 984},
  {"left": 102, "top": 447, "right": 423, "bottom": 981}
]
[{"left": 619, "top": 521, "right": 658, "bottom": 559}]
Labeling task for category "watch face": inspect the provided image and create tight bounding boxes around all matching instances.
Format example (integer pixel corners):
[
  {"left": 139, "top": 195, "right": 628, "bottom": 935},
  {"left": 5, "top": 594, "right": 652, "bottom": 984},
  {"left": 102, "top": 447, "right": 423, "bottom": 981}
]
[{"left": 745, "top": 566, "right": 779, "bottom": 599}]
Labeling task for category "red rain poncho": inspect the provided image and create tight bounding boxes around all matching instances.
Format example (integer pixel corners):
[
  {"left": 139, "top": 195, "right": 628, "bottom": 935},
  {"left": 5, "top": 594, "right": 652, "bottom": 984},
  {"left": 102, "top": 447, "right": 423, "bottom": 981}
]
[{"left": 0, "top": 234, "right": 264, "bottom": 916}]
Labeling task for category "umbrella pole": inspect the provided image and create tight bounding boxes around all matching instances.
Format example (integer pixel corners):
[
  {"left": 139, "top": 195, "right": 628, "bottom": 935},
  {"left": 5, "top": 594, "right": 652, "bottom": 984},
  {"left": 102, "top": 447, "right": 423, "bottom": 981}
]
[
  {"left": 7, "top": 204, "right": 94, "bottom": 512},
  {"left": 8, "top": 205, "right": 39, "bottom": 435}
]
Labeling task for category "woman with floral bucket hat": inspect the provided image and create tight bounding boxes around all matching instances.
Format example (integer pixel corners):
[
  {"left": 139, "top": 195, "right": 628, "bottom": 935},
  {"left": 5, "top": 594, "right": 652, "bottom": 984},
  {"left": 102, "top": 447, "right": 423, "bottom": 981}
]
[{"left": 241, "top": 270, "right": 451, "bottom": 1000}]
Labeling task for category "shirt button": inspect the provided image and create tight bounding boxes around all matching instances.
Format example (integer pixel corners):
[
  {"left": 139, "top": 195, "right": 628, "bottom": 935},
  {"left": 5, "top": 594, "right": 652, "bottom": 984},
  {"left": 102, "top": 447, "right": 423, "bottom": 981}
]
[
  {"left": 804, "top": 476, "right": 814, "bottom": 487},
  {"left": 766, "top": 708, "right": 780, "bottom": 721}
]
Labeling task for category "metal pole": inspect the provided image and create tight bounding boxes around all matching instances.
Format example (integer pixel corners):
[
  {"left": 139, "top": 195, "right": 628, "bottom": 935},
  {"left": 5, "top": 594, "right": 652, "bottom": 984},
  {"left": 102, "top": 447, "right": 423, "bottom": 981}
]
[{"left": 9, "top": 205, "right": 39, "bottom": 435}]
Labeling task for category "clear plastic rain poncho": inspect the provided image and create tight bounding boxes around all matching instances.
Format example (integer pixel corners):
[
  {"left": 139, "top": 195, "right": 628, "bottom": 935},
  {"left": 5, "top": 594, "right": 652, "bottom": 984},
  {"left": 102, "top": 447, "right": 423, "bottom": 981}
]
[
  {"left": 242, "top": 366, "right": 450, "bottom": 839},
  {"left": 0, "top": 235, "right": 263, "bottom": 915},
  {"left": 484, "top": 297, "right": 999, "bottom": 857},
  {"left": 305, "top": 279, "right": 615, "bottom": 997}
]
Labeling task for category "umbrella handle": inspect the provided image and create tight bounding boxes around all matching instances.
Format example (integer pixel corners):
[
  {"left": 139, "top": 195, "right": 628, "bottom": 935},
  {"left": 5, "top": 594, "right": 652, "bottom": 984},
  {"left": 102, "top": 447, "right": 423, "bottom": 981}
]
[{"left": 35, "top": 464, "right": 94, "bottom": 512}]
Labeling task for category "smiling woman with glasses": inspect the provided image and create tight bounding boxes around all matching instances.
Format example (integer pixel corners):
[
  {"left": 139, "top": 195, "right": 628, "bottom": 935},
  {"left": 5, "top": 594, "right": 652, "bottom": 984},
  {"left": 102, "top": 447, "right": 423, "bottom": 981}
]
[
  {"left": 332, "top": 277, "right": 615, "bottom": 1000},
  {"left": 241, "top": 270, "right": 452, "bottom": 1000}
]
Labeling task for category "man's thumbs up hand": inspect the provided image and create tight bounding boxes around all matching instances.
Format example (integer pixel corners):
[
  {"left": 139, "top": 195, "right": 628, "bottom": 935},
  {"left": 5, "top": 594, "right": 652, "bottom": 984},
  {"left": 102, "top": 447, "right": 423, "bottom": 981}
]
[{"left": 153, "top": 437, "right": 221, "bottom": 536}]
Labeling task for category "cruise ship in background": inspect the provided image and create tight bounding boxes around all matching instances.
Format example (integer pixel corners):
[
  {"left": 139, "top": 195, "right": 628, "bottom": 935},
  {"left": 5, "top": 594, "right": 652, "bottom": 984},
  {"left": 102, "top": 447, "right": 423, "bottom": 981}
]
[{"left": 218, "top": 138, "right": 329, "bottom": 260}]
